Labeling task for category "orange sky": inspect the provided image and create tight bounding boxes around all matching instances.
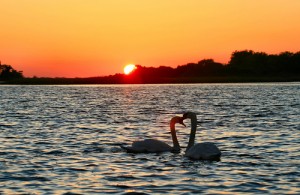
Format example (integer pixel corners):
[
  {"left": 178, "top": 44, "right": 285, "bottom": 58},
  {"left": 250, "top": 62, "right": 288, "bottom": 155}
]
[{"left": 1, "top": 0, "right": 300, "bottom": 77}]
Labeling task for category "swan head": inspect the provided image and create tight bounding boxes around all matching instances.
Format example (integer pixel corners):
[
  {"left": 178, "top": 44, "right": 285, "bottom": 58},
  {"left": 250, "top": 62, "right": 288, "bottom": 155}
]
[
  {"left": 182, "top": 112, "right": 196, "bottom": 119},
  {"left": 170, "top": 116, "right": 186, "bottom": 127}
]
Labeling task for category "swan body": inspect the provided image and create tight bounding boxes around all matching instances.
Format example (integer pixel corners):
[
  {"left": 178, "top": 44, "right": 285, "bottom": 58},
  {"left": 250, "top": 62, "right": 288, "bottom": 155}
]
[
  {"left": 121, "top": 116, "right": 185, "bottom": 153},
  {"left": 185, "top": 142, "right": 221, "bottom": 160},
  {"left": 121, "top": 139, "right": 173, "bottom": 153},
  {"left": 183, "top": 112, "right": 221, "bottom": 161}
]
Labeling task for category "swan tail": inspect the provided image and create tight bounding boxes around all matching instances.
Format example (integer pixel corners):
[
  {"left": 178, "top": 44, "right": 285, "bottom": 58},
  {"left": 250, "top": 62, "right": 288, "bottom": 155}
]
[{"left": 120, "top": 145, "right": 145, "bottom": 153}]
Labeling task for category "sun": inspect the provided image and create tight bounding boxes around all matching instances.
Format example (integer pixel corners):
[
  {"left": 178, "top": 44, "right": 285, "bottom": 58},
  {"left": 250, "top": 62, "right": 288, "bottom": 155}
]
[{"left": 124, "top": 64, "right": 136, "bottom": 75}]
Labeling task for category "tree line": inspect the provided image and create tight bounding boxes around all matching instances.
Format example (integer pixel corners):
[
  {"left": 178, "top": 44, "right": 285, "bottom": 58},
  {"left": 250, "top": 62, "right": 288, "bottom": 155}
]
[
  {"left": 131, "top": 50, "right": 300, "bottom": 79},
  {"left": 1, "top": 50, "right": 300, "bottom": 84},
  {"left": 227, "top": 50, "right": 300, "bottom": 76}
]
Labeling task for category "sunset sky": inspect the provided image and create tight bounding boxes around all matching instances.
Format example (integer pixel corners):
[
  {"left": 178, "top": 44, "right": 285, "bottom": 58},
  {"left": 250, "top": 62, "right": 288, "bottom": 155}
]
[{"left": 1, "top": 0, "right": 300, "bottom": 77}]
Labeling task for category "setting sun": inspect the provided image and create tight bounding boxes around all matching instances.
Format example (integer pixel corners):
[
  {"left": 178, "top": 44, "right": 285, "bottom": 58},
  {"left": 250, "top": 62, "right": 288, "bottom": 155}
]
[{"left": 124, "top": 64, "right": 136, "bottom": 75}]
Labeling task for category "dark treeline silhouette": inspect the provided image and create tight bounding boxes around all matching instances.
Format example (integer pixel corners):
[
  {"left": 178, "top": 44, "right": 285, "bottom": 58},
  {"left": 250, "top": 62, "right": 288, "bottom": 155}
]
[
  {"left": 131, "top": 59, "right": 225, "bottom": 79},
  {"left": 227, "top": 50, "right": 300, "bottom": 76},
  {"left": 0, "top": 63, "right": 24, "bottom": 81},
  {"left": 125, "top": 50, "right": 300, "bottom": 83},
  {"left": 2, "top": 50, "right": 300, "bottom": 84}
]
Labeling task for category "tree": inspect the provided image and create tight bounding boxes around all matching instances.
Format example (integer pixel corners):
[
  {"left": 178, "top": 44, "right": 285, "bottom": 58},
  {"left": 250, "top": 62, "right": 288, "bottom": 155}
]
[
  {"left": 0, "top": 64, "right": 24, "bottom": 80},
  {"left": 176, "top": 59, "right": 224, "bottom": 77}
]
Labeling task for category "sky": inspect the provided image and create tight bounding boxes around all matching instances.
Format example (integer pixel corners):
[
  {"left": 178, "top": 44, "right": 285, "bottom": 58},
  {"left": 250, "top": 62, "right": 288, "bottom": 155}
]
[{"left": 1, "top": 0, "right": 300, "bottom": 78}]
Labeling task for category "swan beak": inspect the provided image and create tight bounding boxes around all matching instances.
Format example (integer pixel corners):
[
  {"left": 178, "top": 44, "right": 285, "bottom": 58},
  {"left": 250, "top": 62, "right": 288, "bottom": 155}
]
[{"left": 179, "top": 118, "right": 186, "bottom": 127}]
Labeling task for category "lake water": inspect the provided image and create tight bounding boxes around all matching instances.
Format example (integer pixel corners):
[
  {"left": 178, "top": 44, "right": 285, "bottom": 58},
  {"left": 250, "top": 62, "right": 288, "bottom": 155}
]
[{"left": 0, "top": 83, "right": 299, "bottom": 194}]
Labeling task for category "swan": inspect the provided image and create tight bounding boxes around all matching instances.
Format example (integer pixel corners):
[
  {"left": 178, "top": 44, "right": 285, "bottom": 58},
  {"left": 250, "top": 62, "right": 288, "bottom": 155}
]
[
  {"left": 182, "top": 112, "right": 221, "bottom": 160},
  {"left": 120, "top": 116, "right": 185, "bottom": 153}
]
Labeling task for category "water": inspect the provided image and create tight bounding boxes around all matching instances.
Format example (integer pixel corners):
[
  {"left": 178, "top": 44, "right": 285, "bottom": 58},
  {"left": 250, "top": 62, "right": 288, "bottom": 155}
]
[{"left": 0, "top": 83, "right": 299, "bottom": 194}]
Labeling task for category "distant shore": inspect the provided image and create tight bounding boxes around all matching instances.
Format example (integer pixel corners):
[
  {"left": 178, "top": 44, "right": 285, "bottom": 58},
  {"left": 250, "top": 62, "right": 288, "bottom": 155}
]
[
  {"left": 2, "top": 75, "right": 299, "bottom": 85},
  {"left": 1, "top": 50, "right": 300, "bottom": 84}
]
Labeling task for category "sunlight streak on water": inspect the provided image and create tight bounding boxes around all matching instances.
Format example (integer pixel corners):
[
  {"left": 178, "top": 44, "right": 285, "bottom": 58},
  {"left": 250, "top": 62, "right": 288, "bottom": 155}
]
[{"left": 0, "top": 83, "right": 299, "bottom": 194}]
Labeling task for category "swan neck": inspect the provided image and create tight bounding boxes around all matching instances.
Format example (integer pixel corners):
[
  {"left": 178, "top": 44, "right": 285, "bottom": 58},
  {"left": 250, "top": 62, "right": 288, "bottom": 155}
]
[
  {"left": 170, "top": 121, "right": 180, "bottom": 151},
  {"left": 186, "top": 115, "right": 197, "bottom": 152}
]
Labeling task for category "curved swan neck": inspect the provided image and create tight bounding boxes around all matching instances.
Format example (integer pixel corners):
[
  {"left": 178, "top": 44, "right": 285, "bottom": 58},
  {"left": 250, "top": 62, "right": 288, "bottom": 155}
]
[
  {"left": 170, "top": 120, "right": 180, "bottom": 151},
  {"left": 186, "top": 114, "right": 197, "bottom": 152}
]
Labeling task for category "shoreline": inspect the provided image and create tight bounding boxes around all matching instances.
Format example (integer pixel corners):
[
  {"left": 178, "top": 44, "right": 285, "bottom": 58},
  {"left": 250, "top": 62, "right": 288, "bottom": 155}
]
[{"left": 1, "top": 76, "right": 299, "bottom": 85}]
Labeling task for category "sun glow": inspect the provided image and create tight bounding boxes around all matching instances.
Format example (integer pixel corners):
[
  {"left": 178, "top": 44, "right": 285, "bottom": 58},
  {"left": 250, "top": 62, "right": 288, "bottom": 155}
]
[{"left": 124, "top": 64, "right": 136, "bottom": 75}]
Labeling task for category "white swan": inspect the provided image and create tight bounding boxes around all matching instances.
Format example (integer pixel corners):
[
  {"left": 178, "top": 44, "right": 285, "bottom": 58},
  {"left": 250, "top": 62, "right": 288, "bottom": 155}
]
[
  {"left": 183, "top": 112, "right": 221, "bottom": 160},
  {"left": 120, "top": 116, "right": 185, "bottom": 153}
]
